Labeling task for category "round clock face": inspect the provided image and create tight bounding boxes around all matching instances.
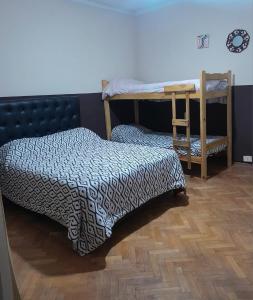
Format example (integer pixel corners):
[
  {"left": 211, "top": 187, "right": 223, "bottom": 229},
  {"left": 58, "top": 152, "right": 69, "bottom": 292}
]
[{"left": 226, "top": 29, "right": 250, "bottom": 53}]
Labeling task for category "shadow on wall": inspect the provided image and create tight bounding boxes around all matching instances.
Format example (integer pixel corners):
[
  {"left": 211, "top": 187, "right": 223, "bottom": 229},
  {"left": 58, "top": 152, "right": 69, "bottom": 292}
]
[
  {"left": 4, "top": 193, "right": 188, "bottom": 276},
  {"left": 79, "top": 93, "right": 135, "bottom": 139},
  {"left": 139, "top": 101, "right": 227, "bottom": 136}
]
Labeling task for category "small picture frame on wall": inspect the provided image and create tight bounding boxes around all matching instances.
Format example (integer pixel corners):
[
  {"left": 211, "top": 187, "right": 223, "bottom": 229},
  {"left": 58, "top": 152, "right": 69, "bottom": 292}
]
[{"left": 197, "top": 34, "right": 209, "bottom": 49}]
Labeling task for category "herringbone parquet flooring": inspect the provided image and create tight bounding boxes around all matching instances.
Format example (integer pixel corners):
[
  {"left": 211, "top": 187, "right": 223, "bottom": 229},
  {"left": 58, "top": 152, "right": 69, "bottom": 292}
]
[{"left": 4, "top": 163, "right": 253, "bottom": 300}]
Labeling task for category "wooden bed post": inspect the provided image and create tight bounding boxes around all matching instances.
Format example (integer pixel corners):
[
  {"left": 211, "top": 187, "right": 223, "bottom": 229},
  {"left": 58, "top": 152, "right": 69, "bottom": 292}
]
[
  {"left": 227, "top": 71, "right": 232, "bottom": 167},
  {"left": 134, "top": 101, "right": 139, "bottom": 124},
  {"left": 102, "top": 80, "right": 112, "bottom": 140},
  {"left": 200, "top": 71, "right": 207, "bottom": 179},
  {"left": 104, "top": 100, "right": 112, "bottom": 140}
]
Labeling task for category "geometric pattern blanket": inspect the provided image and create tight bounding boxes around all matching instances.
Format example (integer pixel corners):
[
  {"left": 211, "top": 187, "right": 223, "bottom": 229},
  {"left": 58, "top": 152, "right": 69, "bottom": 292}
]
[
  {"left": 0, "top": 128, "right": 185, "bottom": 255},
  {"left": 112, "top": 125, "right": 227, "bottom": 157}
]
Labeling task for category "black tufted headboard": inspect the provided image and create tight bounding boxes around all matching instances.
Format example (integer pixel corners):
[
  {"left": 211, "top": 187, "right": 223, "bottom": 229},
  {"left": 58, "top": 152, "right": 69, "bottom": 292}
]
[{"left": 0, "top": 95, "right": 80, "bottom": 147}]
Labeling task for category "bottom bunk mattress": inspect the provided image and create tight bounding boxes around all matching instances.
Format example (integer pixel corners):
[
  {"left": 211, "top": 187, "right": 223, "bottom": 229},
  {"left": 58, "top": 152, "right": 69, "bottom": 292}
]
[
  {"left": 0, "top": 128, "right": 185, "bottom": 256},
  {"left": 112, "top": 125, "right": 227, "bottom": 157}
]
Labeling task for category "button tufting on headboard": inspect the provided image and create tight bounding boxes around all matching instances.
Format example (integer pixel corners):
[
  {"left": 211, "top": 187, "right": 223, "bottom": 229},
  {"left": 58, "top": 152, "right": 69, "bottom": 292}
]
[{"left": 0, "top": 96, "right": 80, "bottom": 147}]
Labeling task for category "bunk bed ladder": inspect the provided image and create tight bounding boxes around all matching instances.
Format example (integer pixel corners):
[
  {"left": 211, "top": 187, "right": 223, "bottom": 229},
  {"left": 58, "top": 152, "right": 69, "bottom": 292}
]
[{"left": 172, "top": 92, "right": 191, "bottom": 169}]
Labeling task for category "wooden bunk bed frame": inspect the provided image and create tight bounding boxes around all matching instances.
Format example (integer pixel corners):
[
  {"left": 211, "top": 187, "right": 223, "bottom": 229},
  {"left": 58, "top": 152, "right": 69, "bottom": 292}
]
[{"left": 102, "top": 71, "right": 232, "bottom": 179}]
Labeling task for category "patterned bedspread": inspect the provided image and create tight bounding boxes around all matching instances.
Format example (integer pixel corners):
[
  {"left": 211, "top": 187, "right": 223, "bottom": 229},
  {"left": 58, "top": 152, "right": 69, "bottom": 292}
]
[
  {"left": 0, "top": 128, "right": 185, "bottom": 255},
  {"left": 112, "top": 125, "right": 227, "bottom": 157}
]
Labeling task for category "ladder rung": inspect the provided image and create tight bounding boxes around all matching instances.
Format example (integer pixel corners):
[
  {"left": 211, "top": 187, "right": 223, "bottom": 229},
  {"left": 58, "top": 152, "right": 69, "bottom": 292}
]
[
  {"left": 173, "top": 139, "right": 191, "bottom": 148},
  {"left": 172, "top": 119, "right": 189, "bottom": 127}
]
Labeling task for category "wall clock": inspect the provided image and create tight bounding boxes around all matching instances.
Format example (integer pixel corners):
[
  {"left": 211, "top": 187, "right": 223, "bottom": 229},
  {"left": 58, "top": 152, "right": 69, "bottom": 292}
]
[{"left": 226, "top": 29, "right": 250, "bottom": 53}]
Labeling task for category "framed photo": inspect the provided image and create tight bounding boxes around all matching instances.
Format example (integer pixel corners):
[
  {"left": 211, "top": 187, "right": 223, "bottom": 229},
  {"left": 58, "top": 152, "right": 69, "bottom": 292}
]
[{"left": 197, "top": 34, "right": 209, "bottom": 49}]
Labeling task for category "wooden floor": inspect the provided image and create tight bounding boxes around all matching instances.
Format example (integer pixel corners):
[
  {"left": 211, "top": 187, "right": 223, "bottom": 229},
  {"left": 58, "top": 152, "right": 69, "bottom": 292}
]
[{"left": 4, "top": 163, "right": 253, "bottom": 300}]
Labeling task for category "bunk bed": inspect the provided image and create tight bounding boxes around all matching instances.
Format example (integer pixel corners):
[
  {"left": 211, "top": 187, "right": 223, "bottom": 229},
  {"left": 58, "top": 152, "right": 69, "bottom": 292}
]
[{"left": 102, "top": 71, "right": 232, "bottom": 179}]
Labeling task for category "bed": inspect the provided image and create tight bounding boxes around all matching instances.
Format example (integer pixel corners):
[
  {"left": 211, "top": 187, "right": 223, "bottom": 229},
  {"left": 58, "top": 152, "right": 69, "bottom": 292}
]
[
  {"left": 0, "top": 97, "right": 185, "bottom": 256},
  {"left": 112, "top": 124, "right": 227, "bottom": 157},
  {"left": 102, "top": 71, "right": 233, "bottom": 179},
  {"left": 102, "top": 78, "right": 228, "bottom": 103}
]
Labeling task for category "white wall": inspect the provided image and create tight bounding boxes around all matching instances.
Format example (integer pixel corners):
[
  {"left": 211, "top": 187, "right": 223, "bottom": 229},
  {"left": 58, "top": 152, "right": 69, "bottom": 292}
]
[
  {"left": 0, "top": 0, "right": 136, "bottom": 97},
  {"left": 136, "top": 0, "right": 253, "bottom": 85},
  {"left": 1, "top": 0, "right": 252, "bottom": 98}
]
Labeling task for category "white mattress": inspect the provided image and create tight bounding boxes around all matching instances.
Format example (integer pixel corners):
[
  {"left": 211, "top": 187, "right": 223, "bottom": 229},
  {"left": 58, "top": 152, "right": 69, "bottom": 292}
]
[{"left": 102, "top": 78, "right": 227, "bottom": 104}]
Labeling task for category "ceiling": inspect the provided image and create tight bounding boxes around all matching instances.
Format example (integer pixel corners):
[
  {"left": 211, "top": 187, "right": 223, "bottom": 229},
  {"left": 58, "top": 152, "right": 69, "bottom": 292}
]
[
  {"left": 72, "top": 0, "right": 175, "bottom": 14},
  {"left": 71, "top": 0, "right": 245, "bottom": 15}
]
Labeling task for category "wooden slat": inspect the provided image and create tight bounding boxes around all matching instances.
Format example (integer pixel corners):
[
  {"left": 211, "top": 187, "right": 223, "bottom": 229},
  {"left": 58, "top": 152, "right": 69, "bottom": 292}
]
[
  {"left": 164, "top": 84, "right": 195, "bottom": 93},
  {"left": 205, "top": 90, "right": 228, "bottom": 99},
  {"left": 172, "top": 119, "right": 189, "bottom": 127},
  {"left": 108, "top": 91, "right": 229, "bottom": 101},
  {"left": 205, "top": 72, "right": 230, "bottom": 80},
  {"left": 173, "top": 140, "right": 191, "bottom": 148},
  {"left": 109, "top": 92, "right": 201, "bottom": 101},
  {"left": 179, "top": 155, "right": 202, "bottom": 164}
]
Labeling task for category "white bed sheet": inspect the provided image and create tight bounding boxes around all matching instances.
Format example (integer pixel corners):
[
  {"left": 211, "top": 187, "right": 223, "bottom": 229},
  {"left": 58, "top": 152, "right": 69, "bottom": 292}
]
[{"left": 102, "top": 79, "right": 227, "bottom": 104}]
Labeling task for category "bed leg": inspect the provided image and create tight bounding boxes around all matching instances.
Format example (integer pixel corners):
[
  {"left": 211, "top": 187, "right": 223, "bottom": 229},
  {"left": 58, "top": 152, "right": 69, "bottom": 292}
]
[
  {"left": 200, "top": 71, "right": 207, "bottom": 180},
  {"left": 201, "top": 157, "right": 207, "bottom": 179},
  {"left": 227, "top": 70, "right": 232, "bottom": 168},
  {"left": 134, "top": 101, "right": 139, "bottom": 125},
  {"left": 173, "top": 188, "right": 187, "bottom": 197},
  {"left": 227, "top": 137, "right": 232, "bottom": 168}
]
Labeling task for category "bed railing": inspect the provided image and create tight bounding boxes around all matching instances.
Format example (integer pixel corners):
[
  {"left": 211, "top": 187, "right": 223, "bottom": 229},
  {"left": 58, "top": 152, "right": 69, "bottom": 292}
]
[{"left": 204, "top": 71, "right": 232, "bottom": 81}]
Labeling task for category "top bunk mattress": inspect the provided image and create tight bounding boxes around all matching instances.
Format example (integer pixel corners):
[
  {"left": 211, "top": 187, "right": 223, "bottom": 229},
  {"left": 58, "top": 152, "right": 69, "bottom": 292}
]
[{"left": 102, "top": 79, "right": 228, "bottom": 103}]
